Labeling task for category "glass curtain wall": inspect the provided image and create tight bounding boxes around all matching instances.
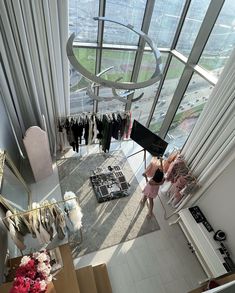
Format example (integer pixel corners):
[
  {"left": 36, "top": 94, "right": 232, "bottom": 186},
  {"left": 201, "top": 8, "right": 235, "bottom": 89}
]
[
  {"left": 69, "top": 0, "right": 99, "bottom": 42},
  {"left": 70, "top": 48, "right": 96, "bottom": 114},
  {"left": 176, "top": 0, "right": 211, "bottom": 55},
  {"left": 148, "top": 0, "right": 185, "bottom": 47},
  {"left": 198, "top": 0, "right": 235, "bottom": 78},
  {"left": 104, "top": 0, "right": 147, "bottom": 45},
  {"left": 149, "top": 57, "right": 185, "bottom": 133},
  {"left": 131, "top": 53, "right": 168, "bottom": 126},
  {"left": 166, "top": 74, "right": 213, "bottom": 149},
  {"left": 69, "top": 0, "right": 235, "bottom": 150}
]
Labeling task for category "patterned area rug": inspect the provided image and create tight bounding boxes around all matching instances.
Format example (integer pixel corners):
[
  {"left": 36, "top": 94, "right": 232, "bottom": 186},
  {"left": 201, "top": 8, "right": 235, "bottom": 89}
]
[{"left": 57, "top": 151, "right": 160, "bottom": 257}]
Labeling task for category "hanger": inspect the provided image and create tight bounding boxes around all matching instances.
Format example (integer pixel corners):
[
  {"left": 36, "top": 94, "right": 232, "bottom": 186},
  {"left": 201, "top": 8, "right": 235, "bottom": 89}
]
[{"left": 2, "top": 197, "right": 78, "bottom": 221}]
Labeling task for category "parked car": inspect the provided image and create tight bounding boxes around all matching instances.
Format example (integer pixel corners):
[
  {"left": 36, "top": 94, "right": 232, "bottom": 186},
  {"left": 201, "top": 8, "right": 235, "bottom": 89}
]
[
  {"left": 187, "top": 102, "right": 194, "bottom": 107},
  {"left": 159, "top": 99, "right": 166, "bottom": 106}
]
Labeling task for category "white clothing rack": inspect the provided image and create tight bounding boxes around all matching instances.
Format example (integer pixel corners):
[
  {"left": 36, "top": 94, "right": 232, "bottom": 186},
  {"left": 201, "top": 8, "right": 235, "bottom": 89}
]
[
  {"left": 3, "top": 197, "right": 83, "bottom": 254},
  {"left": 2, "top": 197, "right": 79, "bottom": 220}
]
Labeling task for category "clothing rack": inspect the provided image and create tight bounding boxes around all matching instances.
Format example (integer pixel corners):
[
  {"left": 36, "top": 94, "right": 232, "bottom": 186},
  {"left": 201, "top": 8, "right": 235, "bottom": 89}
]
[
  {"left": 58, "top": 110, "right": 130, "bottom": 119},
  {"left": 58, "top": 112, "right": 94, "bottom": 119},
  {"left": 57, "top": 110, "right": 132, "bottom": 154},
  {"left": 3, "top": 196, "right": 83, "bottom": 251},
  {"left": 2, "top": 197, "right": 79, "bottom": 220},
  {"left": 157, "top": 153, "right": 199, "bottom": 221}
]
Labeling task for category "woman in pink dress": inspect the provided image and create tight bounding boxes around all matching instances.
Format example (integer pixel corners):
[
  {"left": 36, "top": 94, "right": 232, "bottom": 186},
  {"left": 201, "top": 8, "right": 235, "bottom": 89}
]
[{"left": 141, "top": 157, "right": 165, "bottom": 218}]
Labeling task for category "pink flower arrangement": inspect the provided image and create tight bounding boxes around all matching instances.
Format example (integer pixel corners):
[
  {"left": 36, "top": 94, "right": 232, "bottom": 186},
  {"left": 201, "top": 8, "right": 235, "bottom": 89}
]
[{"left": 10, "top": 251, "right": 52, "bottom": 293}]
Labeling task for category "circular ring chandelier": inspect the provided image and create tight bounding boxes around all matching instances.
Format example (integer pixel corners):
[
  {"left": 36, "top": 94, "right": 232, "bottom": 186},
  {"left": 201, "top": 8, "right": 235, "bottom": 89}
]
[
  {"left": 86, "top": 67, "right": 144, "bottom": 103},
  {"left": 66, "top": 17, "right": 163, "bottom": 90}
]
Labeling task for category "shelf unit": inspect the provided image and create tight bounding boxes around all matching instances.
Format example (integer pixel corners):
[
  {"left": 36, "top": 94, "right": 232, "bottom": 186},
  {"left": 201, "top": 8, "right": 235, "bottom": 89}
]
[{"left": 171, "top": 208, "right": 228, "bottom": 280}]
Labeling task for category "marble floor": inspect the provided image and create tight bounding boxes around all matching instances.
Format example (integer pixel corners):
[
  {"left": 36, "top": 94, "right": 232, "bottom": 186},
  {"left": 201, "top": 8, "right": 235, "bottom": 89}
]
[{"left": 29, "top": 141, "right": 206, "bottom": 293}]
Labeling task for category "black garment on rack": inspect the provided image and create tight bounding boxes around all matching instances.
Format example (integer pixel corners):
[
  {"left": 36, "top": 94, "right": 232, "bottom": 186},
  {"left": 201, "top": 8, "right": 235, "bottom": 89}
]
[
  {"left": 71, "top": 121, "right": 81, "bottom": 152},
  {"left": 96, "top": 116, "right": 103, "bottom": 139},
  {"left": 64, "top": 118, "right": 70, "bottom": 134},
  {"left": 58, "top": 112, "right": 130, "bottom": 153},
  {"left": 101, "top": 114, "right": 113, "bottom": 153},
  {"left": 65, "top": 118, "right": 76, "bottom": 147},
  {"left": 112, "top": 114, "right": 118, "bottom": 140},
  {"left": 112, "top": 113, "right": 123, "bottom": 140},
  {"left": 84, "top": 116, "right": 90, "bottom": 145},
  {"left": 78, "top": 121, "right": 84, "bottom": 144}
]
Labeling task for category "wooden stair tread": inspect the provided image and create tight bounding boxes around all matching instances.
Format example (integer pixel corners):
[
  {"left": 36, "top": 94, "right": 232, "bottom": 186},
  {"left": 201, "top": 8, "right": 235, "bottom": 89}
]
[
  {"left": 76, "top": 265, "right": 98, "bottom": 293},
  {"left": 52, "top": 244, "right": 81, "bottom": 293},
  {"left": 93, "top": 264, "right": 112, "bottom": 293}
]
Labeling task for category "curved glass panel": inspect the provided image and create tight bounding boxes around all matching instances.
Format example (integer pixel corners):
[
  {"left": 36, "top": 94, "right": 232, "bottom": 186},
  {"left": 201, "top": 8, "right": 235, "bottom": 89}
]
[
  {"left": 70, "top": 48, "right": 96, "bottom": 114},
  {"left": 148, "top": 0, "right": 185, "bottom": 48},
  {"left": 69, "top": 0, "right": 99, "bottom": 42},
  {"left": 166, "top": 73, "right": 213, "bottom": 149},
  {"left": 131, "top": 53, "right": 168, "bottom": 126},
  {"left": 97, "top": 49, "right": 136, "bottom": 113},
  {"left": 176, "top": 0, "right": 210, "bottom": 56},
  {"left": 100, "top": 49, "right": 136, "bottom": 82},
  {"left": 70, "top": 86, "right": 94, "bottom": 115},
  {"left": 103, "top": 0, "right": 147, "bottom": 45},
  {"left": 199, "top": 0, "right": 235, "bottom": 78},
  {"left": 97, "top": 87, "right": 125, "bottom": 113},
  {"left": 70, "top": 47, "right": 96, "bottom": 86},
  {"left": 1, "top": 165, "right": 28, "bottom": 211},
  {"left": 149, "top": 57, "right": 185, "bottom": 133}
]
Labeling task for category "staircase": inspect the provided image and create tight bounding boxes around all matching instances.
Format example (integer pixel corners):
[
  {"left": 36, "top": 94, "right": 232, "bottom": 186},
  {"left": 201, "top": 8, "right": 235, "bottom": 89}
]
[
  {"left": 76, "top": 264, "right": 112, "bottom": 293},
  {"left": 52, "top": 244, "right": 112, "bottom": 293},
  {"left": 0, "top": 244, "right": 112, "bottom": 293}
]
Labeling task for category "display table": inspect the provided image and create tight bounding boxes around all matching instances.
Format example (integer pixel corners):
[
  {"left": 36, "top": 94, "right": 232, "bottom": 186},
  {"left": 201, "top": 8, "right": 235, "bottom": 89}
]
[{"left": 170, "top": 208, "right": 229, "bottom": 280}]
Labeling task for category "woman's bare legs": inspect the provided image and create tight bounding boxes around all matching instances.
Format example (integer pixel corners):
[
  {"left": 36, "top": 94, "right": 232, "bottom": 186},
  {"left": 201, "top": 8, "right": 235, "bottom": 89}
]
[
  {"left": 140, "top": 195, "right": 147, "bottom": 206},
  {"left": 147, "top": 198, "right": 154, "bottom": 217}
]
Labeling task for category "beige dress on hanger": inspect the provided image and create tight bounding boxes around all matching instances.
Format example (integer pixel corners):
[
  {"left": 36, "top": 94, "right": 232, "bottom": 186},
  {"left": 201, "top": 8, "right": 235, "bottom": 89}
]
[{"left": 5, "top": 210, "right": 26, "bottom": 251}]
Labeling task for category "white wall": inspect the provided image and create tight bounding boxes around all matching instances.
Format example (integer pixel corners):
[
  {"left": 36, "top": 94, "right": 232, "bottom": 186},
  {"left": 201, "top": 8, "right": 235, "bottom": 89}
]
[{"left": 198, "top": 158, "right": 235, "bottom": 259}]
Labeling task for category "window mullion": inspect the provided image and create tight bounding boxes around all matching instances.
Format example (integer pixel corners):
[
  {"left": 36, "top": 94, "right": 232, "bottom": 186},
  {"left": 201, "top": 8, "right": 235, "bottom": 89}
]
[
  {"left": 158, "top": 0, "right": 224, "bottom": 138},
  {"left": 95, "top": 0, "right": 106, "bottom": 112},
  {"left": 125, "top": 0, "right": 155, "bottom": 112},
  {"left": 146, "top": 0, "right": 191, "bottom": 127},
  {"left": 158, "top": 66, "right": 194, "bottom": 138},
  {"left": 170, "top": 0, "right": 192, "bottom": 50},
  {"left": 146, "top": 53, "right": 172, "bottom": 127},
  {"left": 187, "top": 0, "right": 225, "bottom": 66}
]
